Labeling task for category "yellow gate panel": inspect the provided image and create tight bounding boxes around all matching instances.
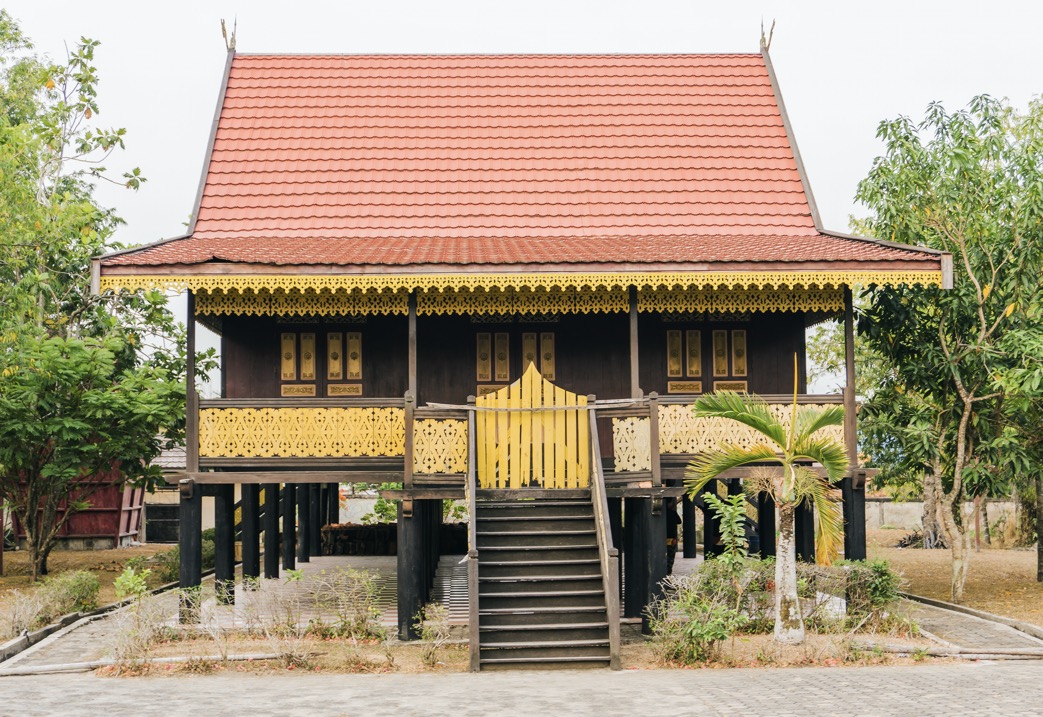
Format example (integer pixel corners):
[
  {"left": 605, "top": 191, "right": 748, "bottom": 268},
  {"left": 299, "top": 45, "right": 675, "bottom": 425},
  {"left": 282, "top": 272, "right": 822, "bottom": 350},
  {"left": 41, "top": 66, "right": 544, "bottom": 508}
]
[{"left": 475, "top": 364, "right": 589, "bottom": 489}]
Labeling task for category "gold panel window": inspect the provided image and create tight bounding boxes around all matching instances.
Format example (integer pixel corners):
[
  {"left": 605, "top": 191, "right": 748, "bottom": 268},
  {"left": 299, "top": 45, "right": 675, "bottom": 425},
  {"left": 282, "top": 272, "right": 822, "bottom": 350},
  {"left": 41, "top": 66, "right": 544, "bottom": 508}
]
[
  {"left": 666, "top": 330, "right": 683, "bottom": 378},
  {"left": 731, "top": 330, "right": 748, "bottom": 377},
  {"left": 714, "top": 380, "right": 748, "bottom": 393},
  {"left": 494, "top": 332, "right": 510, "bottom": 382},
  {"left": 522, "top": 333, "right": 538, "bottom": 369},
  {"left": 280, "top": 333, "right": 297, "bottom": 381},
  {"left": 327, "top": 332, "right": 343, "bottom": 381},
  {"left": 281, "top": 384, "right": 316, "bottom": 397},
  {"left": 712, "top": 330, "right": 729, "bottom": 377},
  {"left": 300, "top": 333, "right": 316, "bottom": 381},
  {"left": 686, "top": 330, "right": 702, "bottom": 377},
  {"left": 540, "top": 332, "right": 556, "bottom": 381},
  {"left": 476, "top": 333, "right": 492, "bottom": 382},
  {"left": 346, "top": 332, "right": 362, "bottom": 380},
  {"left": 668, "top": 380, "right": 702, "bottom": 394},
  {"left": 328, "top": 384, "right": 362, "bottom": 397}
]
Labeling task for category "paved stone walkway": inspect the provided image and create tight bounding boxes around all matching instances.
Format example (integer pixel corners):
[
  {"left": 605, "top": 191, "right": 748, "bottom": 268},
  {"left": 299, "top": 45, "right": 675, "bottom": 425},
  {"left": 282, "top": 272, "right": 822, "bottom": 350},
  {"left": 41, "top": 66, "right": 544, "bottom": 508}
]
[
  {"left": 2, "top": 661, "right": 1043, "bottom": 716},
  {"left": 901, "top": 599, "right": 1043, "bottom": 650}
]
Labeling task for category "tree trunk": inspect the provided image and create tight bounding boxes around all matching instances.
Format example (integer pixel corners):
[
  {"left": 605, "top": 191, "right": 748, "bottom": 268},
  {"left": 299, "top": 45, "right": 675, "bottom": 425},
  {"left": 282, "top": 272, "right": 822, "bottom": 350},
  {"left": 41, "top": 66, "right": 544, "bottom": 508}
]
[
  {"left": 773, "top": 501, "right": 804, "bottom": 645},
  {"left": 982, "top": 500, "right": 991, "bottom": 546},
  {"left": 922, "top": 470, "right": 942, "bottom": 549},
  {"left": 1037, "top": 473, "right": 1042, "bottom": 583},
  {"left": 939, "top": 496, "right": 971, "bottom": 602},
  {"left": 973, "top": 496, "right": 982, "bottom": 553}
]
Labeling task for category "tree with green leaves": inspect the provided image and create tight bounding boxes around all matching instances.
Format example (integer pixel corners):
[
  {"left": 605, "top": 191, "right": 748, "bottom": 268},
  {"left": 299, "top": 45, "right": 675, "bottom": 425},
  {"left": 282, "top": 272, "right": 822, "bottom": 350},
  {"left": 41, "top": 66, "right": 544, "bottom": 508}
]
[
  {"left": 856, "top": 96, "right": 1043, "bottom": 601},
  {"left": 684, "top": 385, "right": 847, "bottom": 645},
  {"left": 0, "top": 13, "right": 210, "bottom": 580}
]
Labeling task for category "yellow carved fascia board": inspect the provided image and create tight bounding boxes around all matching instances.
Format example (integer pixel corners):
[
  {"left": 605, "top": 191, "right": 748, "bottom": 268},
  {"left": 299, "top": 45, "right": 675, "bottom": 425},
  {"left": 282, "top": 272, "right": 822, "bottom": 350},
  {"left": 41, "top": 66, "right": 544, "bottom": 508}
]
[
  {"left": 98, "top": 269, "right": 943, "bottom": 296},
  {"left": 638, "top": 286, "right": 846, "bottom": 314}
]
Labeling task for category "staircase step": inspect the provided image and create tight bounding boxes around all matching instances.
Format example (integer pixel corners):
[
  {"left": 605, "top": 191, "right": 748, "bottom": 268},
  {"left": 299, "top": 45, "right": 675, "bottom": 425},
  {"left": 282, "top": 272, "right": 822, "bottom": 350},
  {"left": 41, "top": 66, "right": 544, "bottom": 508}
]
[
  {"left": 478, "top": 591, "right": 606, "bottom": 609},
  {"left": 479, "top": 576, "right": 602, "bottom": 594},
  {"left": 476, "top": 517, "right": 594, "bottom": 532},
  {"left": 479, "top": 657, "right": 611, "bottom": 671},
  {"left": 480, "top": 643, "right": 611, "bottom": 661},
  {"left": 479, "top": 624, "right": 609, "bottom": 643},
  {"left": 481, "top": 639, "right": 609, "bottom": 650},
  {"left": 477, "top": 530, "right": 596, "bottom": 549},
  {"left": 480, "top": 560, "right": 601, "bottom": 578},
  {"left": 479, "top": 605, "right": 608, "bottom": 626},
  {"left": 479, "top": 621, "right": 608, "bottom": 632}
]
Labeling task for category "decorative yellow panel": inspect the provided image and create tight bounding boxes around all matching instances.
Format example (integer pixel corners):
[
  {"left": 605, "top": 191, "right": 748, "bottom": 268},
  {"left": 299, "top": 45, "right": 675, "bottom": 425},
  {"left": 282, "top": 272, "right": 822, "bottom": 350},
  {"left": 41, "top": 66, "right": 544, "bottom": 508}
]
[
  {"left": 413, "top": 419, "right": 468, "bottom": 474},
  {"left": 686, "top": 330, "right": 702, "bottom": 377},
  {"left": 476, "top": 333, "right": 492, "bottom": 382},
  {"left": 494, "top": 332, "right": 510, "bottom": 382},
  {"left": 198, "top": 407, "right": 405, "bottom": 458},
  {"left": 540, "top": 332, "right": 555, "bottom": 381},
  {"left": 668, "top": 380, "right": 702, "bottom": 394},
  {"left": 300, "top": 333, "right": 316, "bottom": 381},
  {"left": 346, "top": 332, "right": 362, "bottom": 380},
  {"left": 281, "top": 384, "right": 316, "bottom": 397},
  {"left": 732, "top": 330, "right": 747, "bottom": 377},
  {"left": 522, "top": 333, "right": 538, "bottom": 369},
  {"left": 666, "top": 330, "right": 683, "bottom": 378},
  {"left": 638, "top": 286, "right": 847, "bottom": 315},
  {"left": 328, "top": 384, "right": 362, "bottom": 396},
  {"left": 280, "top": 333, "right": 296, "bottom": 381},
  {"left": 714, "top": 380, "right": 748, "bottom": 393},
  {"left": 712, "top": 330, "right": 729, "bottom": 377},
  {"left": 418, "top": 286, "right": 629, "bottom": 316},
  {"left": 194, "top": 287, "right": 408, "bottom": 317},
  {"left": 613, "top": 403, "right": 845, "bottom": 472},
  {"left": 327, "top": 332, "right": 343, "bottom": 381}
]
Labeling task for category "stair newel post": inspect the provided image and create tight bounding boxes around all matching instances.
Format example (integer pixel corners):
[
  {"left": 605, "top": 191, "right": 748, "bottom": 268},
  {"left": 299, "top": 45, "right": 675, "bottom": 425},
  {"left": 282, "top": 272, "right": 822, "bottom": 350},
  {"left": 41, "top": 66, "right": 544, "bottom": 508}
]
[
  {"left": 588, "top": 405, "right": 621, "bottom": 670},
  {"left": 466, "top": 396, "right": 480, "bottom": 672}
]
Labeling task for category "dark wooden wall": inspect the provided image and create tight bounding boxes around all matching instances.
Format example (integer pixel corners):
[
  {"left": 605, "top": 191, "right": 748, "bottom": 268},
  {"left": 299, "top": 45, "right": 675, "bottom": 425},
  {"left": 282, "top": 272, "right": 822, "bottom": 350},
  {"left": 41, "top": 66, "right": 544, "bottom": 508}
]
[{"left": 220, "top": 311, "right": 808, "bottom": 401}]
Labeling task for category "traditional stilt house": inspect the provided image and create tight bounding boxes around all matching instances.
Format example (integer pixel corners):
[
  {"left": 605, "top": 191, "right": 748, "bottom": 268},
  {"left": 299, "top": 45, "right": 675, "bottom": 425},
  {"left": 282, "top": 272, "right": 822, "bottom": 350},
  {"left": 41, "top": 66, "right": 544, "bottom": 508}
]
[{"left": 95, "top": 50, "right": 950, "bottom": 670}]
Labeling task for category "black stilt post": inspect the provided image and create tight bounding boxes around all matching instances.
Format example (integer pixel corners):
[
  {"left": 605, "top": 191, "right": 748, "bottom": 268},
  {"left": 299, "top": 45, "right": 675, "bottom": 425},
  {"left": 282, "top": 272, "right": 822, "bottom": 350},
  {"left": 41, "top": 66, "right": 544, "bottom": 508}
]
[
  {"left": 178, "top": 479, "right": 202, "bottom": 623},
  {"left": 282, "top": 483, "right": 296, "bottom": 571},
  {"left": 794, "top": 501, "right": 815, "bottom": 563},
  {"left": 842, "top": 478, "right": 867, "bottom": 561},
  {"left": 263, "top": 483, "right": 279, "bottom": 579},
  {"left": 681, "top": 494, "right": 697, "bottom": 559},
  {"left": 645, "top": 498, "right": 667, "bottom": 634},
  {"left": 328, "top": 482, "right": 340, "bottom": 526},
  {"left": 297, "top": 482, "right": 311, "bottom": 563},
  {"left": 241, "top": 483, "right": 260, "bottom": 588},
  {"left": 622, "top": 498, "right": 647, "bottom": 619},
  {"left": 215, "top": 484, "right": 236, "bottom": 604},
  {"left": 397, "top": 500, "right": 424, "bottom": 639},
  {"left": 758, "top": 493, "right": 777, "bottom": 558},
  {"left": 702, "top": 480, "right": 722, "bottom": 557},
  {"left": 308, "top": 482, "right": 321, "bottom": 557}
]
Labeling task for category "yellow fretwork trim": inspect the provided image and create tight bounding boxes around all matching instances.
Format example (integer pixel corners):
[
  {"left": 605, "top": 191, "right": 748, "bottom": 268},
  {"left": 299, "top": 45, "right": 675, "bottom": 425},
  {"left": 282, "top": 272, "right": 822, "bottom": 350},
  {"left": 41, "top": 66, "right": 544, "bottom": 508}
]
[{"left": 100, "top": 270, "right": 941, "bottom": 316}]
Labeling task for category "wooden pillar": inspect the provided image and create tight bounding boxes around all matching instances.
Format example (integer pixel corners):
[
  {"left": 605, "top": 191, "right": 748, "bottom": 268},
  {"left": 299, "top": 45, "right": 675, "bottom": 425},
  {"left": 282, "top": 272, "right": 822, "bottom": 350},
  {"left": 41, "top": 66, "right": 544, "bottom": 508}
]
[
  {"left": 608, "top": 497, "right": 624, "bottom": 600},
  {"left": 794, "top": 501, "right": 815, "bottom": 563},
  {"left": 681, "top": 494, "right": 697, "bottom": 559},
  {"left": 702, "top": 480, "right": 722, "bottom": 557},
  {"left": 214, "top": 483, "right": 236, "bottom": 604},
  {"left": 758, "top": 492, "right": 777, "bottom": 558},
  {"left": 427, "top": 498, "right": 442, "bottom": 589},
  {"left": 622, "top": 497, "right": 647, "bottom": 619},
  {"left": 241, "top": 483, "right": 261, "bottom": 585},
  {"left": 308, "top": 482, "right": 321, "bottom": 556},
  {"left": 296, "top": 482, "right": 310, "bottom": 563},
  {"left": 397, "top": 500, "right": 424, "bottom": 640},
  {"left": 646, "top": 498, "right": 667, "bottom": 633},
  {"left": 281, "top": 483, "right": 296, "bottom": 571},
  {"left": 178, "top": 479, "right": 202, "bottom": 623},
  {"left": 327, "top": 481, "right": 340, "bottom": 526},
  {"left": 842, "top": 287, "right": 867, "bottom": 560},
  {"left": 628, "top": 287, "right": 640, "bottom": 398},
  {"left": 263, "top": 483, "right": 279, "bottom": 579}
]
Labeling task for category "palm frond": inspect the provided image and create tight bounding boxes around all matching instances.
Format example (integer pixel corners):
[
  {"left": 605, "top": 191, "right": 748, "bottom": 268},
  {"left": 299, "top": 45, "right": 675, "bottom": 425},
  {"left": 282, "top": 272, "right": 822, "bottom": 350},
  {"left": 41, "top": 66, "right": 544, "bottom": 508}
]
[
  {"left": 692, "top": 392, "right": 787, "bottom": 448},
  {"left": 791, "top": 436, "right": 849, "bottom": 484},
  {"left": 794, "top": 405, "right": 845, "bottom": 442},
  {"left": 742, "top": 465, "right": 782, "bottom": 500},
  {"left": 684, "top": 443, "right": 778, "bottom": 498},
  {"left": 791, "top": 466, "right": 843, "bottom": 566}
]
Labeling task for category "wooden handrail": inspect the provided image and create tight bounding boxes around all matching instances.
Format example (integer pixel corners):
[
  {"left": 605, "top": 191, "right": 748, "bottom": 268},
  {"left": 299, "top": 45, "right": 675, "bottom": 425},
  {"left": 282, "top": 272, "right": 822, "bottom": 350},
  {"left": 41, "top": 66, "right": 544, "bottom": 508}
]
[
  {"left": 588, "top": 408, "right": 621, "bottom": 670},
  {"left": 465, "top": 398, "right": 480, "bottom": 673}
]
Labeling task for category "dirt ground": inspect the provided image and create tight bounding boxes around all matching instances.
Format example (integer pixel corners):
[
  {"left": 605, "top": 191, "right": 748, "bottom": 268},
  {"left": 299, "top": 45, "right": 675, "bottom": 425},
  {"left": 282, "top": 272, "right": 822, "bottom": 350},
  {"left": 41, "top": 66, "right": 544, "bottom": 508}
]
[
  {"left": 0, "top": 544, "right": 171, "bottom": 604},
  {"left": 867, "top": 528, "right": 1043, "bottom": 627}
]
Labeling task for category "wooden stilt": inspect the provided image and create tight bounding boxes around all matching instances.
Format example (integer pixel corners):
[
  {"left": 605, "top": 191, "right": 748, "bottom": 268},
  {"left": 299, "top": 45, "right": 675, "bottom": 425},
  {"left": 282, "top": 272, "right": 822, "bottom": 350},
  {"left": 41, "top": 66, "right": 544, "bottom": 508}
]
[
  {"left": 397, "top": 500, "right": 424, "bottom": 640},
  {"left": 608, "top": 497, "right": 624, "bottom": 600},
  {"left": 645, "top": 498, "right": 667, "bottom": 634},
  {"left": 758, "top": 493, "right": 777, "bottom": 558},
  {"left": 702, "top": 480, "right": 722, "bottom": 557},
  {"left": 327, "top": 481, "right": 340, "bottom": 526},
  {"left": 308, "top": 482, "right": 321, "bottom": 556},
  {"left": 681, "top": 494, "right": 697, "bottom": 558},
  {"left": 263, "top": 483, "right": 279, "bottom": 579},
  {"left": 178, "top": 479, "right": 202, "bottom": 623},
  {"left": 622, "top": 497, "right": 646, "bottom": 619},
  {"left": 214, "top": 483, "right": 236, "bottom": 604},
  {"left": 841, "top": 286, "right": 867, "bottom": 561},
  {"left": 842, "top": 478, "right": 867, "bottom": 560},
  {"left": 794, "top": 501, "right": 815, "bottom": 562},
  {"left": 241, "top": 483, "right": 260, "bottom": 586},
  {"left": 282, "top": 483, "right": 296, "bottom": 571},
  {"left": 297, "top": 482, "right": 310, "bottom": 563}
]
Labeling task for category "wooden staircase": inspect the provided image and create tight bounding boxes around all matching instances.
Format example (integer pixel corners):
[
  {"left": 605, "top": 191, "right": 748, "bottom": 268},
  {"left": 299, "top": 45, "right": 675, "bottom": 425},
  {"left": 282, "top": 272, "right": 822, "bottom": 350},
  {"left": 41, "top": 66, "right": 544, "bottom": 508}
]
[{"left": 474, "top": 496, "right": 613, "bottom": 670}]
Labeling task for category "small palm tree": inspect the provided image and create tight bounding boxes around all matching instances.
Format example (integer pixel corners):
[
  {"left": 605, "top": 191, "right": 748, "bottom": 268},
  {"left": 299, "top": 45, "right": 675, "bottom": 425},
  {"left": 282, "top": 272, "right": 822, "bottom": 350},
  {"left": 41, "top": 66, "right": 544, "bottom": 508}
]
[{"left": 684, "top": 388, "right": 848, "bottom": 645}]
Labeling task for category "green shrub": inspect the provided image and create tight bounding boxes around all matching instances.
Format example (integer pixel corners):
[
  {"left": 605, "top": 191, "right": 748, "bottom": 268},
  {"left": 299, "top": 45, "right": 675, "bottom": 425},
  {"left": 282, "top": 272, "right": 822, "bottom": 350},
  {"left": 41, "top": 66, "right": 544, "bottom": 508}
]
[
  {"left": 114, "top": 567, "right": 152, "bottom": 600},
  {"left": 648, "top": 573, "right": 748, "bottom": 664},
  {"left": 38, "top": 570, "right": 100, "bottom": 620},
  {"left": 154, "top": 539, "right": 216, "bottom": 583},
  {"left": 309, "top": 567, "right": 385, "bottom": 639},
  {"left": 839, "top": 559, "right": 903, "bottom": 616}
]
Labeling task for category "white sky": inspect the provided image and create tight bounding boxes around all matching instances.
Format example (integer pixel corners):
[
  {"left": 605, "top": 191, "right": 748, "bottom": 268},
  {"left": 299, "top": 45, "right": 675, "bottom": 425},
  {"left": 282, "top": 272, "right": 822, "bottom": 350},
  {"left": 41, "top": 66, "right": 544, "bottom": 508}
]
[{"left": 4, "top": 0, "right": 1041, "bottom": 391}]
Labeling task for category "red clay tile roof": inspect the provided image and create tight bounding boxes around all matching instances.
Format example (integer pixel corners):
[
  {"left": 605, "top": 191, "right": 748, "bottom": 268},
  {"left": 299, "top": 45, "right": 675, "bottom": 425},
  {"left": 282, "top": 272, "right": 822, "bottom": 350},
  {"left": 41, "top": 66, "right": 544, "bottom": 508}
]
[{"left": 102, "top": 53, "right": 938, "bottom": 270}]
